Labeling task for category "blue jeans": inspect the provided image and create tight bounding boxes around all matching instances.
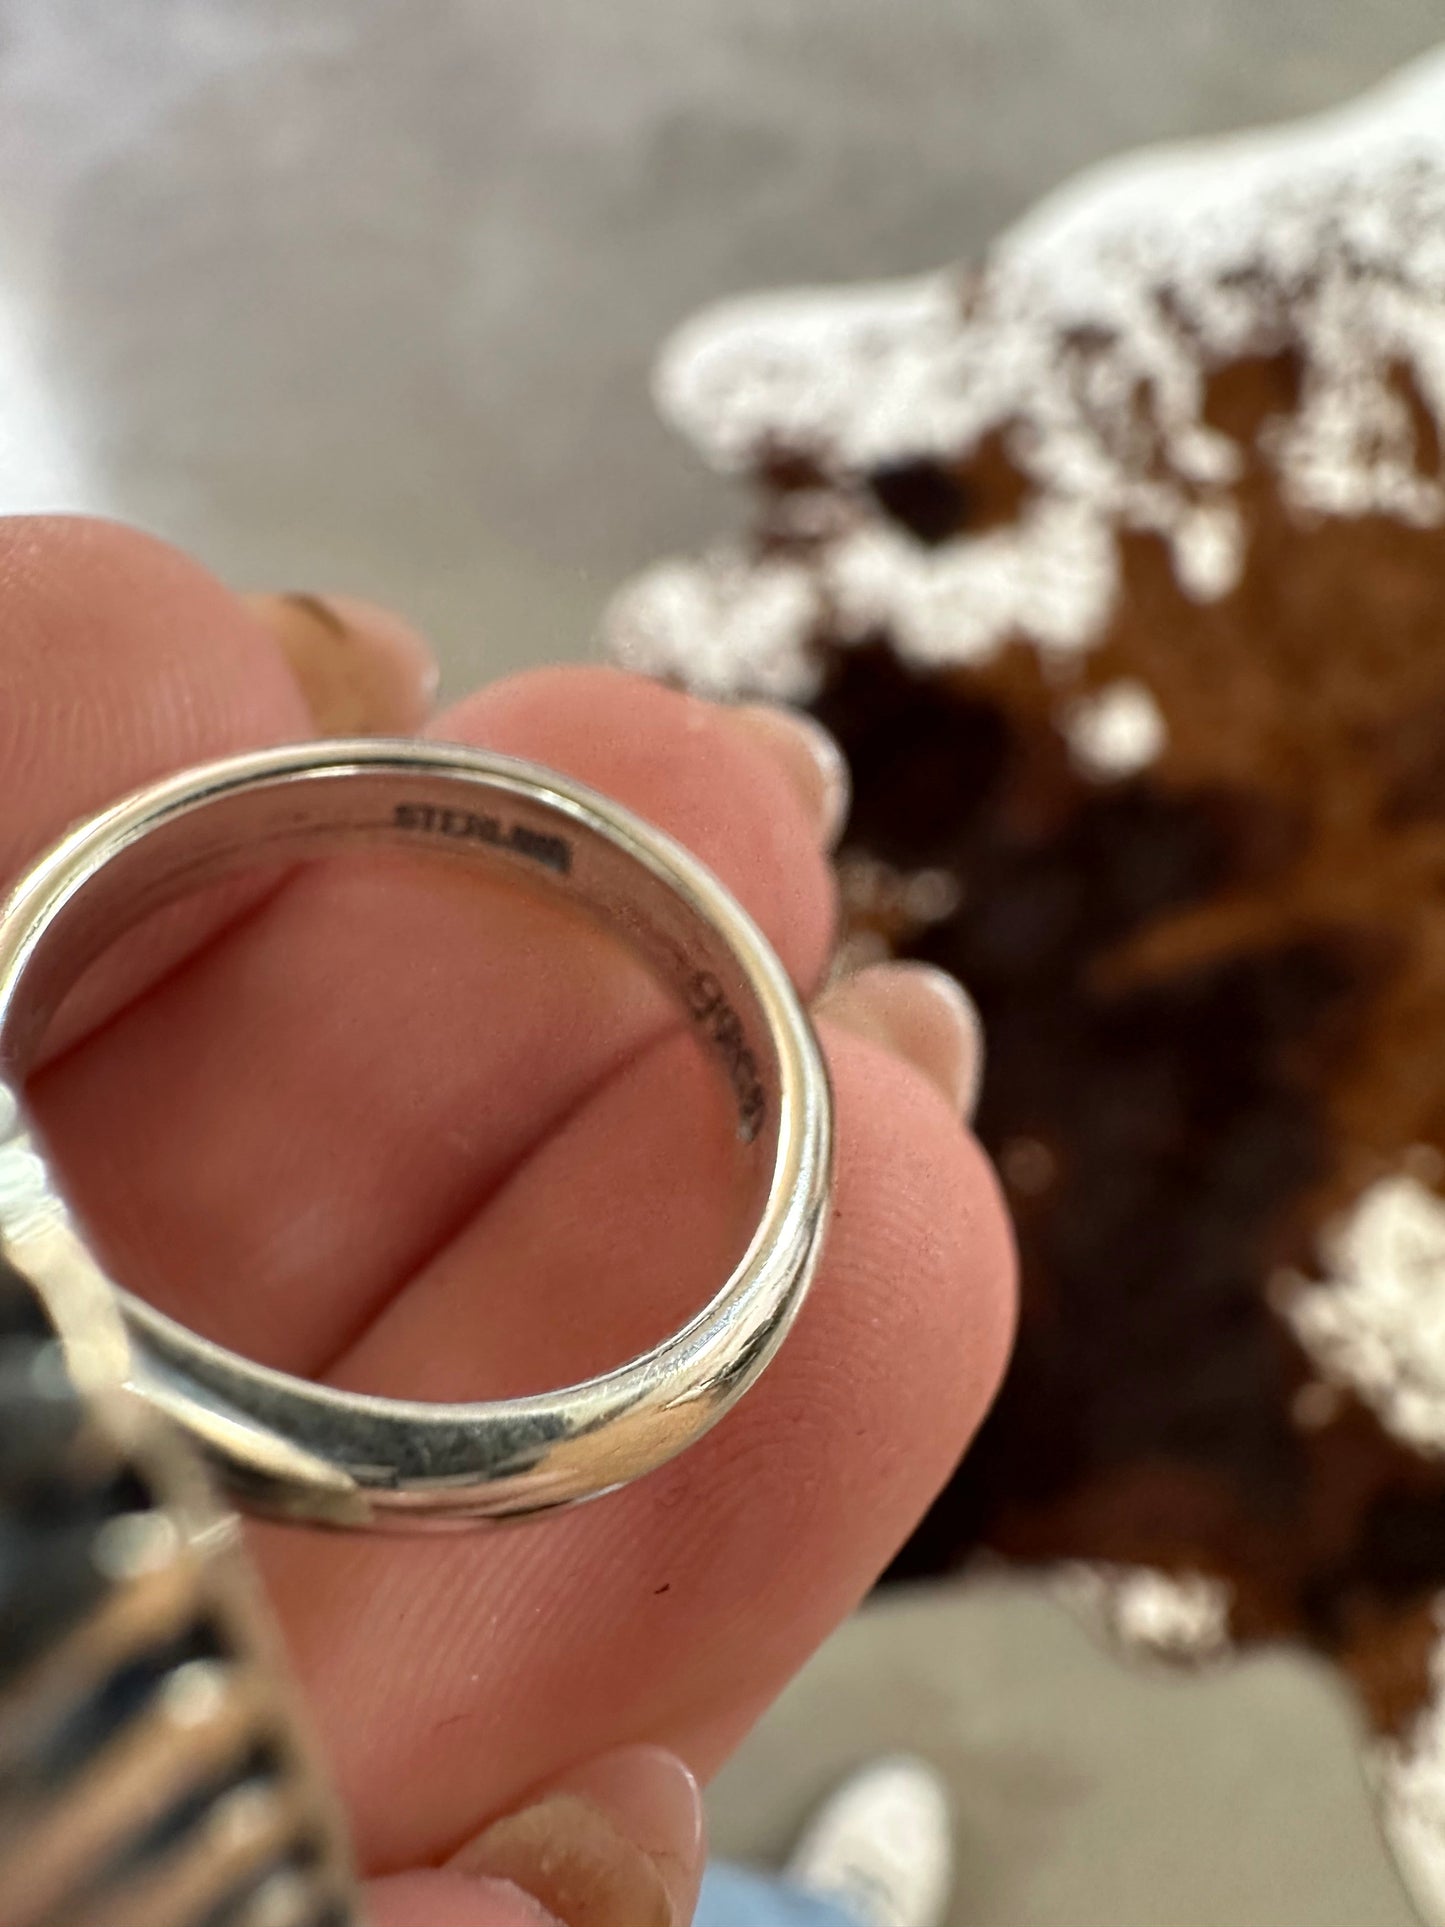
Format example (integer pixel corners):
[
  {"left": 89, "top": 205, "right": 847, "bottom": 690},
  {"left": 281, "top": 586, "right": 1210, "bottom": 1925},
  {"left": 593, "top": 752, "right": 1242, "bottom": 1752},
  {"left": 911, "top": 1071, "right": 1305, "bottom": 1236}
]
[{"left": 695, "top": 1862, "right": 860, "bottom": 1927}]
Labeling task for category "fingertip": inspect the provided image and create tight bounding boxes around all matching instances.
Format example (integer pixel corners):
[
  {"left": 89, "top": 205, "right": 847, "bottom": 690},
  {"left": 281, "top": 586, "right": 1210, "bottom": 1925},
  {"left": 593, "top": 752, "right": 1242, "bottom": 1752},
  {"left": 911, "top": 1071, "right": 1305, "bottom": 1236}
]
[
  {"left": 245, "top": 592, "right": 439, "bottom": 735},
  {"left": 368, "top": 1868, "right": 560, "bottom": 1926},
  {"left": 452, "top": 1744, "right": 703, "bottom": 1927},
  {"left": 716, "top": 701, "right": 851, "bottom": 850},
  {"left": 818, "top": 960, "right": 984, "bottom": 1121},
  {"left": 0, "top": 514, "right": 310, "bottom": 875}
]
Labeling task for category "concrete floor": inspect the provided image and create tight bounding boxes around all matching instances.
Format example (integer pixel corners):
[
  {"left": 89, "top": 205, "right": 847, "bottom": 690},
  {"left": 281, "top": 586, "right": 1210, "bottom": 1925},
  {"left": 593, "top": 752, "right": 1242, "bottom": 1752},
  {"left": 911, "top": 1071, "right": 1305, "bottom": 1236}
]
[
  {"left": 2, "top": 6, "right": 1443, "bottom": 1919},
  {"left": 710, "top": 1580, "right": 1419, "bottom": 1925}
]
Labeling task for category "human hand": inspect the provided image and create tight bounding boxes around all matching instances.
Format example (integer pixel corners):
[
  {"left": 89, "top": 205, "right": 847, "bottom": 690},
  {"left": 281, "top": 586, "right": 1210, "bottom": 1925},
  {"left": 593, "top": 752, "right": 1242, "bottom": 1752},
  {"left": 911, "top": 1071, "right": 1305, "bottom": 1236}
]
[{"left": 5, "top": 518, "right": 1014, "bottom": 1925}]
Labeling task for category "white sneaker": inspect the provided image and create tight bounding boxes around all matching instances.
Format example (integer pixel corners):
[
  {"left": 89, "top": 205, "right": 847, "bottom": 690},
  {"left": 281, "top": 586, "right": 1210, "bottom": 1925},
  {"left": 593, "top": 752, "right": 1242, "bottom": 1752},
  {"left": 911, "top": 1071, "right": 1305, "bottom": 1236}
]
[{"left": 784, "top": 1754, "right": 954, "bottom": 1927}]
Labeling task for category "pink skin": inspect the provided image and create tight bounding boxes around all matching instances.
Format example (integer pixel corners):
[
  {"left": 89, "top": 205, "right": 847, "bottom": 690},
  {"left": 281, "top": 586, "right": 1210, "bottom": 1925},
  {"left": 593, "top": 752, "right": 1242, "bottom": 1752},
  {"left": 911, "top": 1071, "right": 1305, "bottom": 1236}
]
[{"left": 6, "top": 517, "right": 1016, "bottom": 1917}]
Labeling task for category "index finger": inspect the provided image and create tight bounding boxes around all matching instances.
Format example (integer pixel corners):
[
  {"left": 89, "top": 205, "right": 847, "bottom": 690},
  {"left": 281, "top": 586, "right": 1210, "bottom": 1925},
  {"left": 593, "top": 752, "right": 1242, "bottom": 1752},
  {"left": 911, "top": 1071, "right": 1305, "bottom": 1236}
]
[
  {"left": 1, "top": 516, "right": 325, "bottom": 1054},
  {"left": 1, "top": 516, "right": 311, "bottom": 880}
]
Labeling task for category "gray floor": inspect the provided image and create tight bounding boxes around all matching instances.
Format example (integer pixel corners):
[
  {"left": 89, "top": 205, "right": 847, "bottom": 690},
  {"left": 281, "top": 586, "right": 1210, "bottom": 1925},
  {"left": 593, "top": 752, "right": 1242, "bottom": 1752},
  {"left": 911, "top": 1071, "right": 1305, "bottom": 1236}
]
[
  {"left": 3, "top": 6, "right": 1443, "bottom": 1920},
  {"left": 710, "top": 1581, "right": 1418, "bottom": 1926}
]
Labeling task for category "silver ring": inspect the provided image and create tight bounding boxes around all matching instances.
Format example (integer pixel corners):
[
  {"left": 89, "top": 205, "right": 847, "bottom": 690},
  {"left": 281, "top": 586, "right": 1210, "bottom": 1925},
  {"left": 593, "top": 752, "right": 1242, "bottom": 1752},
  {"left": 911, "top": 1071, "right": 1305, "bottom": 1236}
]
[{"left": 0, "top": 739, "right": 833, "bottom": 1528}]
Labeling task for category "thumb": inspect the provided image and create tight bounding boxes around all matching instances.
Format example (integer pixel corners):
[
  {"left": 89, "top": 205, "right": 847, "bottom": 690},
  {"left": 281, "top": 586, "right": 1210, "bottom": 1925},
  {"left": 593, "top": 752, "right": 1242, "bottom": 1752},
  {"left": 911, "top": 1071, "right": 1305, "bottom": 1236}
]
[
  {"left": 367, "top": 1869, "right": 557, "bottom": 1925},
  {"left": 366, "top": 1744, "right": 705, "bottom": 1927}
]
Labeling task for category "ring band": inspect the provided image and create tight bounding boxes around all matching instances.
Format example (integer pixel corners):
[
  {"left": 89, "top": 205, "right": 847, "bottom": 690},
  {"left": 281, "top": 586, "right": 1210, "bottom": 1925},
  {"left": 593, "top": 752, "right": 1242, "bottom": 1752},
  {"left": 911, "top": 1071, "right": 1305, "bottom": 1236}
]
[{"left": 0, "top": 739, "right": 833, "bottom": 1528}]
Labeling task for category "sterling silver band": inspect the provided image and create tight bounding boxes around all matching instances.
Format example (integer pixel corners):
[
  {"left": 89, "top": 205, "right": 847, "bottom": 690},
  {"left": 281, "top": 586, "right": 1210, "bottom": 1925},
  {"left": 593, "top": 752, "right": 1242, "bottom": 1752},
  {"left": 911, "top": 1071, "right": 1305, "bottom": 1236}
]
[{"left": 0, "top": 740, "right": 833, "bottom": 1528}]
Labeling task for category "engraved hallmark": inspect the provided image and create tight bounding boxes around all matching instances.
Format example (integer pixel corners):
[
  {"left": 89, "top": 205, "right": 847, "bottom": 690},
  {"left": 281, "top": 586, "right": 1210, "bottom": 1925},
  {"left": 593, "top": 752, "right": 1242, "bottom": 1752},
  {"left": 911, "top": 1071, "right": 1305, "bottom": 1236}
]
[
  {"left": 686, "top": 970, "right": 767, "bottom": 1142},
  {"left": 393, "top": 801, "right": 572, "bottom": 875}
]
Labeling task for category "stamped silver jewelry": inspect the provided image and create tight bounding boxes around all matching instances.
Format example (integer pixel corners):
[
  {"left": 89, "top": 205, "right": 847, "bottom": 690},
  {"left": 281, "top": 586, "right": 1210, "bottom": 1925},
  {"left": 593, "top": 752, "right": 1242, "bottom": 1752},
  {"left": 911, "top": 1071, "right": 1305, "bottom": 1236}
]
[{"left": 0, "top": 739, "right": 835, "bottom": 1528}]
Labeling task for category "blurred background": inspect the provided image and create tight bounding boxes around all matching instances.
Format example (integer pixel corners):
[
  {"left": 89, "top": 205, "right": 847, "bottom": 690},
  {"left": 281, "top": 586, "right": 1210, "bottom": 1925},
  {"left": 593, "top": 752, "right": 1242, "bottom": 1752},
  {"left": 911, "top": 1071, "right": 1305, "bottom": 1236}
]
[
  {"left": 1, "top": 0, "right": 1441, "bottom": 685},
  {"left": 3, "top": 4, "right": 1444, "bottom": 1920}
]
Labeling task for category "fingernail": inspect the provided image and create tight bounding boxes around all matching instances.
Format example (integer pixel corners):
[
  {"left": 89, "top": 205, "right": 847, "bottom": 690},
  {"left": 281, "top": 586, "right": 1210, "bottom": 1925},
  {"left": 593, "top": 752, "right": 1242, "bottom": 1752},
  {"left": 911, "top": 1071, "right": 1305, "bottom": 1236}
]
[
  {"left": 818, "top": 960, "right": 984, "bottom": 1120},
  {"left": 246, "top": 591, "right": 439, "bottom": 735},
  {"left": 724, "top": 702, "right": 851, "bottom": 849},
  {"left": 450, "top": 1745, "right": 704, "bottom": 1927}
]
